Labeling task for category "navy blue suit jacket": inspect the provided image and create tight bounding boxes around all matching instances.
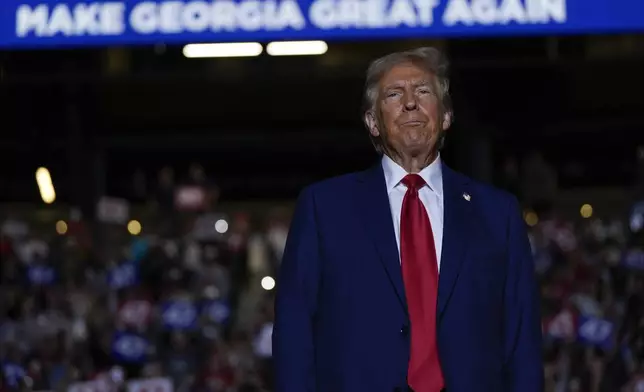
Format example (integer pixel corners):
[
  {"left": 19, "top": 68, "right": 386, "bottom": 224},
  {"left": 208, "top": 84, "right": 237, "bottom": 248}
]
[{"left": 273, "top": 162, "right": 543, "bottom": 392}]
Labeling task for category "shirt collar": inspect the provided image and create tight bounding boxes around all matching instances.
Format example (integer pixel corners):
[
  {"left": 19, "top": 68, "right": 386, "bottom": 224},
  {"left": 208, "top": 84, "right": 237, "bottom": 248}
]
[{"left": 381, "top": 153, "right": 443, "bottom": 197}]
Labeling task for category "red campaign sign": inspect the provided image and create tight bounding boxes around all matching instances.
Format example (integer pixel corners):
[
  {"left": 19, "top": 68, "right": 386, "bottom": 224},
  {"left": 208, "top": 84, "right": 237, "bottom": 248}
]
[
  {"left": 174, "top": 186, "right": 206, "bottom": 211},
  {"left": 126, "top": 378, "right": 173, "bottom": 392},
  {"left": 118, "top": 300, "right": 152, "bottom": 330},
  {"left": 545, "top": 309, "right": 577, "bottom": 340}
]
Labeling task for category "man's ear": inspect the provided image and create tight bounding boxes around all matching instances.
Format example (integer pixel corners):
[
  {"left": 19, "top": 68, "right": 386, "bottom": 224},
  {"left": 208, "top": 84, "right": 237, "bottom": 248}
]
[
  {"left": 364, "top": 111, "right": 379, "bottom": 137},
  {"left": 442, "top": 111, "right": 452, "bottom": 130}
]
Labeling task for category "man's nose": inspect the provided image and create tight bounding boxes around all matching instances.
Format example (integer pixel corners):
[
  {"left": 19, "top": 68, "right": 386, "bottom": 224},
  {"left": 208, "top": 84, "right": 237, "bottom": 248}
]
[{"left": 403, "top": 92, "right": 418, "bottom": 110}]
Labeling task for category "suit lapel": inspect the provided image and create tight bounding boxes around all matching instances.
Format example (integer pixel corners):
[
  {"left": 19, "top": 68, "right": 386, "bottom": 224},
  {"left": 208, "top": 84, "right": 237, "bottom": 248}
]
[
  {"left": 355, "top": 163, "right": 408, "bottom": 314},
  {"left": 438, "top": 164, "right": 473, "bottom": 319},
  {"left": 353, "top": 161, "right": 473, "bottom": 317}
]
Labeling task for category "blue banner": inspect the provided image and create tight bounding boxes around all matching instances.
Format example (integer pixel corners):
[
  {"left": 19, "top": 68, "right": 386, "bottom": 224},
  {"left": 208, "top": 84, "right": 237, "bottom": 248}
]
[{"left": 0, "top": 0, "right": 643, "bottom": 48}]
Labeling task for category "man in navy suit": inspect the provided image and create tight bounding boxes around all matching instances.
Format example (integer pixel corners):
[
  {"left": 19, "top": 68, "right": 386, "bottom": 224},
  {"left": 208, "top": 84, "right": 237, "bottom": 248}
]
[{"left": 273, "top": 47, "right": 543, "bottom": 392}]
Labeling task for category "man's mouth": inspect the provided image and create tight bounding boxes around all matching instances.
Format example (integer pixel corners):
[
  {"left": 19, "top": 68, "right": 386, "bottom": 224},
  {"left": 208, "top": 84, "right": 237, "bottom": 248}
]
[{"left": 402, "top": 120, "right": 425, "bottom": 127}]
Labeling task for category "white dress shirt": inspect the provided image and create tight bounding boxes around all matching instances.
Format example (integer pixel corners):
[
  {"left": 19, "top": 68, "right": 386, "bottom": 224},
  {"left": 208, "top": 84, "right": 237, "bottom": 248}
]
[{"left": 382, "top": 154, "right": 444, "bottom": 271}]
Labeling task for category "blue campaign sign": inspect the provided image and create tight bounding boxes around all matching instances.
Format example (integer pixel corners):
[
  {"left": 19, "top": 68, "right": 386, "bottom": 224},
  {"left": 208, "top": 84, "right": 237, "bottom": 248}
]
[
  {"left": 577, "top": 315, "right": 614, "bottom": 350},
  {"left": 0, "top": 0, "right": 643, "bottom": 48},
  {"left": 2, "top": 362, "right": 26, "bottom": 388},
  {"left": 111, "top": 331, "right": 149, "bottom": 363},
  {"left": 202, "top": 299, "right": 231, "bottom": 324},
  {"left": 161, "top": 299, "right": 198, "bottom": 330},
  {"left": 623, "top": 250, "right": 644, "bottom": 271},
  {"left": 27, "top": 265, "right": 56, "bottom": 285},
  {"left": 107, "top": 262, "right": 138, "bottom": 289}
]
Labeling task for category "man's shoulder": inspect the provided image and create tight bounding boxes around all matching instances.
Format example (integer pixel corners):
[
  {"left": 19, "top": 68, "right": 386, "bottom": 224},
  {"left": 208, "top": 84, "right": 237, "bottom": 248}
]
[
  {"left": 291, "top": 171, "right": 366, "bottom": 219},
  {"left": 300, "top": 170, "right": 365, "bottom": 200}
]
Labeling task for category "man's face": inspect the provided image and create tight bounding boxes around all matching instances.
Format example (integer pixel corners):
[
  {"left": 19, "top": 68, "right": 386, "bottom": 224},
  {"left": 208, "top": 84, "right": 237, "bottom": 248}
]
[{"left": 368, "top": 62, "right": 447, "bottom": 158}]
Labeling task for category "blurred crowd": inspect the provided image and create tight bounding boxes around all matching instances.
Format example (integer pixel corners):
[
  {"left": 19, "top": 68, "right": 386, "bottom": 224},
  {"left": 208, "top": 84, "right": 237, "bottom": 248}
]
[
  {"left": 1, "top": 160, "right": 644, "bottom": 392},
  {"left": 532, "top": 203, "right": 644, "bottom": 392},
  {"left": 0, "top": 164, "right": 288, "bottom": 392}
]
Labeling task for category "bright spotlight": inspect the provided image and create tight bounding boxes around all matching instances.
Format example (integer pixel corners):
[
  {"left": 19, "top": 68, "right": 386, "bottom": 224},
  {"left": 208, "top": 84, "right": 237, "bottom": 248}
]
[
  {"left": 580, "top": 204, "right": 593, "bottom": 219},
  {"left": 261, "top": 276, "right": 276, "bottom": 291},
  {"left": 524, "top": 210, "right": 539, "bottom": 227},
  {"left": 55, "top": 220, "right": 68, "bottom": 235},
  {"left": 214, "top": 219, "right": 229, "bottom": 234},
  {"left": 127, "top": 220, "right": 142, "bottom": 235},
  {"left": 35, "top": 167, "right": 56, "bottom": 204}
]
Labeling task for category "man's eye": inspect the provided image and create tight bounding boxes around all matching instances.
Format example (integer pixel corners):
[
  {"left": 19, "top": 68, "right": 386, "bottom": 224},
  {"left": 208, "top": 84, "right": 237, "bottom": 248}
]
[
  {"left": 386, "top": 91, "right": 400, "bottom": 98},
  {"left": 418, "top": 89, "right": 432, "bottom": 95}
]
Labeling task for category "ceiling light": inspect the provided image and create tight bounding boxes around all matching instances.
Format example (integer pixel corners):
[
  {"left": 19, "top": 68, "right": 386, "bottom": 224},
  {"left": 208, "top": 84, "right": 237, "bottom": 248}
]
[
  {"left": 266, "top": 40, "right": 328, "bottom": 56},
  {"left": 183, "top": 42, "right": 263, "bottom": 58}
]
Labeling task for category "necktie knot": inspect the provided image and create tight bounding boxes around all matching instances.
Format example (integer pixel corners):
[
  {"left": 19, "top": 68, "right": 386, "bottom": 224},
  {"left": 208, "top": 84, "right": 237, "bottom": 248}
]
[{"left": 401, "top": 174, "right": 426, "bottom": 192}]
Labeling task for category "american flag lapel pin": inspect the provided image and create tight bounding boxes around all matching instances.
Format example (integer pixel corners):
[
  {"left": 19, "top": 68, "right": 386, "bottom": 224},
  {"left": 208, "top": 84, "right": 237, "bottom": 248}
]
[{"left": 463, "top": 192, "right": 471, "bottom": 201}]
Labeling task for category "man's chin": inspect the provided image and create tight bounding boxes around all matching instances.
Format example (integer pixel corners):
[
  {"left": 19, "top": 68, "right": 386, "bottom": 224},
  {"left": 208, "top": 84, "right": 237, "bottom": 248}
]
[{"left": 402, "top": 142, "right": 435, "bottom": 158}]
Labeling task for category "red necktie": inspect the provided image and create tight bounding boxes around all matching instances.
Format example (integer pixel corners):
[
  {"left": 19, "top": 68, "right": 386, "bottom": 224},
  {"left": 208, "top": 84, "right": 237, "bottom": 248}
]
[{"left": 400, "top": 174, "right": 444, "bottom": 392}]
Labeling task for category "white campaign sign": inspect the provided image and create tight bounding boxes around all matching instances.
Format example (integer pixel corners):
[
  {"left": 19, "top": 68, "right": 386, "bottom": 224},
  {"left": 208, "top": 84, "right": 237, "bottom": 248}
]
[{"left": 127, "top": 378, "right": 173, "bottom": 392}]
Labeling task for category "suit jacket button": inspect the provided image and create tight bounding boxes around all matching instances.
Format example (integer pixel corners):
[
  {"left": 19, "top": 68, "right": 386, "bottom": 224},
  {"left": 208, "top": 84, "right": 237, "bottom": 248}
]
[
  {"left": 393, "top": 388, "right": 402, "bottom": 392},
  {"left": 400, "top": 325, "right": 409, "bottom": 336}
]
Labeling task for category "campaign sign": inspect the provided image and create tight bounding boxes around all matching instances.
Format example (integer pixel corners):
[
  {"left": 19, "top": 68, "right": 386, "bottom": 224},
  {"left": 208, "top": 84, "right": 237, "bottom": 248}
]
[
  {"left": 118, "top": 299, "right": 153, "bottom": 330},
  {"left": 577, "top": 315, "right": 614, "bottom": 350},
  {"left": 0, "top": 0, "right": 643, "bottom": 48},
  {"left": 545, "top": 309, "right": 575, "bottom": 340},
  {"left": 629, "top": 201, "right": 644, "bottom": 232},
  {"left": 202, "top": 299, "right": 231, "bottom": 324},
  {"left": 96, "top": 196, "right": 130, "bottom": 224},
  {"left": 27, "top": 265, "right": 56, "bottom": 285},
  {"left": 108, "top": 262, "right": 138, "bottom": 289},
  {"left": 161, "top": 300, "right": 198, "bottom": 330},
  {"left": 2, "top": 362, "right": 26, "bottom": 388},
  {"left": 622, "top": 250, "right": 644, "bottom": 271},
  {"left": 127, "top": 377, "right": 173, "bottom": 392},
  {"left": 112, "top": 331, "right": 149, "bottom": 363}
]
